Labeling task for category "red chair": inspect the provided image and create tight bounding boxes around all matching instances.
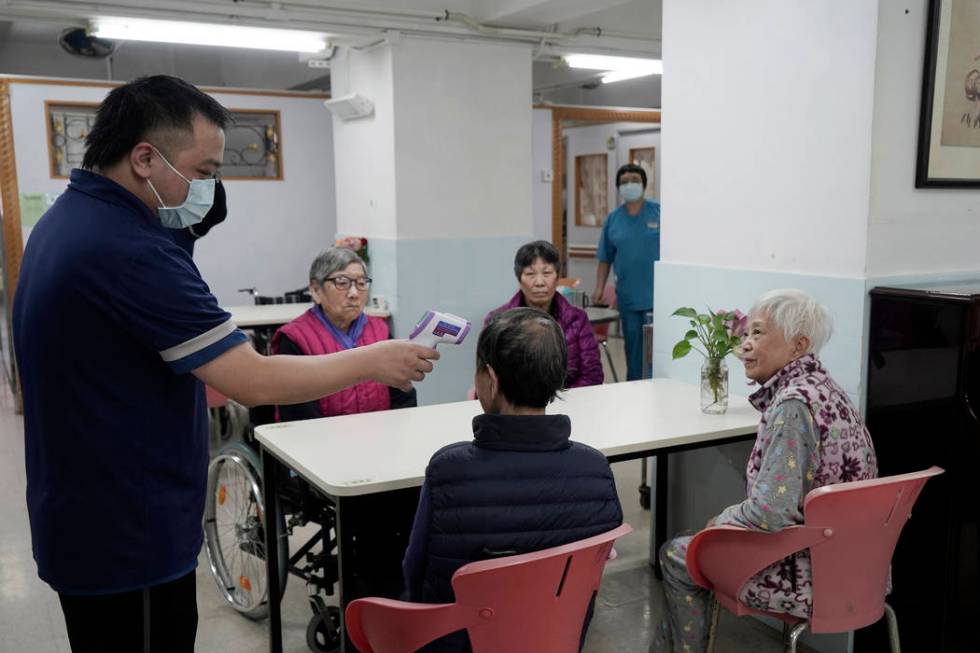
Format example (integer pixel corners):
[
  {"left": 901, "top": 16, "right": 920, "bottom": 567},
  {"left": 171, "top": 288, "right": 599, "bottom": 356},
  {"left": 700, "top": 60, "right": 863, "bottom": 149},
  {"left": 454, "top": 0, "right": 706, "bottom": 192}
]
[
  {"left": 345, "top": 523, "right": 633, "bottom": 653},
  {"left": 686, "top": 466, "right": 944, "bottom": 653},
  {"left": 591, "top": 283, "right": 620, "bottom": 382}
]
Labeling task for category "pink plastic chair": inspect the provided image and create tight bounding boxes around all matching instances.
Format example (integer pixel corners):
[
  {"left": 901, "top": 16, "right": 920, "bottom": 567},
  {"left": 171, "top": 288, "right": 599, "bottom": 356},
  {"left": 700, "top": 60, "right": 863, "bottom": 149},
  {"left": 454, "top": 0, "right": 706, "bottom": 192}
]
[
  {"left": 345, "top": 523, "right": 633, "bottom": 653},
  {"left": 686, "top": 466, "right": 944, "bottom": 653},
  {"left": 205, "top": 385, "right": 228, "bottom": 409}
]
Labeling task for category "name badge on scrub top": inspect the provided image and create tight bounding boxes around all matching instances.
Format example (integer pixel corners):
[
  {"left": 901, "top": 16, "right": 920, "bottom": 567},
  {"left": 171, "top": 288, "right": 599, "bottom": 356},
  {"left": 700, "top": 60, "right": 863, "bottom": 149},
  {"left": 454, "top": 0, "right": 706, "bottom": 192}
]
[{"left": 647, "top": 221, "right": 659, "bottom": 229}]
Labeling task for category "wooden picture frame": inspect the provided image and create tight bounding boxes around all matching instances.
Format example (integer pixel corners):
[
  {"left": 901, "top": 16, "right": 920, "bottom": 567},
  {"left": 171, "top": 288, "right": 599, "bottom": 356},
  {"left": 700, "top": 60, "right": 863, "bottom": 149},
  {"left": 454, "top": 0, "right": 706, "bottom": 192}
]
[
  {"left": 222, "top": 109, "right": 284, "bottom": 180},
  {"left": 575, "top": 153, "right": 608, "bottom": 227},
  {"left": 43, "top": 102, "right": 284, "bottom": 180},
  {"left": 916, "top": 0, "right": 980, "bottom": 187},
  {"left": 45, "top": 101, "right": 98, "bottom": 179},
  {"left": 629, "top": 146, "right": 656, "bottom": 199}
]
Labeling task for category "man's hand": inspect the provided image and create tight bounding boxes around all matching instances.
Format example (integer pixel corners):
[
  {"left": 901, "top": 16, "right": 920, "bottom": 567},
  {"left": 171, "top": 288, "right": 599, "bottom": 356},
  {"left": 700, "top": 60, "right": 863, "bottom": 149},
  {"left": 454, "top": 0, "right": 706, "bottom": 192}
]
[
  {"left": 365, "top": 340, "right": 440, "bottom": 391},
  {"left": 591, "top": 288, "right": 604, "bottom": 305}
]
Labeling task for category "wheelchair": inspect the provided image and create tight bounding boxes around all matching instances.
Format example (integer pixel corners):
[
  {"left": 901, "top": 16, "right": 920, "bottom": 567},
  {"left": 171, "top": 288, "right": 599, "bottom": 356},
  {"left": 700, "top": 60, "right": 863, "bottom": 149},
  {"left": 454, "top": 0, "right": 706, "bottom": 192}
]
[{"left": 203, "top": 398, "right": 343, "bottom": 653}]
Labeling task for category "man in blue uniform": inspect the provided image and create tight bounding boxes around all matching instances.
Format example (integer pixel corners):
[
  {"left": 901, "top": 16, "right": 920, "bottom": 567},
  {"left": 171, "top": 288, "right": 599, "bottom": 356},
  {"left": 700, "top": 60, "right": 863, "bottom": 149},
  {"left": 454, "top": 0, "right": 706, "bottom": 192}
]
[
  {"left": 13, "top": 75, "right": 437, "bottom": 652},
  {"left": 592, "top": 163, "right": 660, "bottom": 380}
]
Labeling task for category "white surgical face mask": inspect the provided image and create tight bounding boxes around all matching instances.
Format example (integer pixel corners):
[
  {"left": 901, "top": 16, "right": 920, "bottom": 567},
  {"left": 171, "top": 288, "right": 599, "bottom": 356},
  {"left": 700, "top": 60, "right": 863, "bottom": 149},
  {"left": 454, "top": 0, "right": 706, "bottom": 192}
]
[
  {"left": 619, "top": 182, "right": 644, "bottom": 203},
  {"left": 145, "top": 146, "right": 215, "bottom": 229}
]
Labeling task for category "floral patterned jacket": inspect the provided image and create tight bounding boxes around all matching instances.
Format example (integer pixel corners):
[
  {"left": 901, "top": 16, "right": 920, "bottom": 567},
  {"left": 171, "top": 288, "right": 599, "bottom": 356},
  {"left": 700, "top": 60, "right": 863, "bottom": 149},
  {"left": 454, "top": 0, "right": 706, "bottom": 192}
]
[{"left": 715, "top": 353, "right": 878, "bottom": 617}]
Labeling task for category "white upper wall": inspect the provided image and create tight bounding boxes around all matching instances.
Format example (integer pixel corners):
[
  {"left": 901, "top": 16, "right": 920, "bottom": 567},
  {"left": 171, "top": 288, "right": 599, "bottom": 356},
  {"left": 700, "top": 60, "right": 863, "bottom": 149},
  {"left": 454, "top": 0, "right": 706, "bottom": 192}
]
[
  {"left": 392, "top": 38, "right": 533, "bottom": 239},
  {"left": 331, "top": 45, "right": 399, "bottom": 239},
  {"left": 7, "top": 80, "right": 335, "bottom": 305},
  {"left": 865, "top": 2, "right": 980, "bottom": 278},
  {"left": 661, "top": 0, "right": 879, "bottom": 278}
]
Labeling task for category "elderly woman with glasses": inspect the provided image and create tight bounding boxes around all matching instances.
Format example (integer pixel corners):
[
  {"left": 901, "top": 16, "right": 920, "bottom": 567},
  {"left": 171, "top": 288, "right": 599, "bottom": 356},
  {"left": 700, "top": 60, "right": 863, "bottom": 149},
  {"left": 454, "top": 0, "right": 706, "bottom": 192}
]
[
  {"left": 650, "top": 289, "right": 878, "bottom": 653},
  {"left": 272, "top": 247, "right": 416, "bottom": 420}
]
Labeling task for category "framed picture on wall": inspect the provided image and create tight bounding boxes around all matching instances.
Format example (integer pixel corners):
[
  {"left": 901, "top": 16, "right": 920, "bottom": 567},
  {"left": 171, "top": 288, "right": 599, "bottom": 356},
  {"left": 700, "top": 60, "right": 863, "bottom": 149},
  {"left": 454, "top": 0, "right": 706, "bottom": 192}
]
[
  {"left": 45, "top": 101, "right": 98, "bottom": 179},
  {"left": 223, "top": 109, "right": 283, "bottom": 180},
  {"left": 629, "top": 146, "right": 656, "bottom": 199},
  {"left": 45, "top": 103, "right": 284, "bottom": 180},
  {"left": 575, "top": 153, "right": 608, "bottom": 227},
  {"left": 916, "top": 0, "right": 980, "bottom": 187}
]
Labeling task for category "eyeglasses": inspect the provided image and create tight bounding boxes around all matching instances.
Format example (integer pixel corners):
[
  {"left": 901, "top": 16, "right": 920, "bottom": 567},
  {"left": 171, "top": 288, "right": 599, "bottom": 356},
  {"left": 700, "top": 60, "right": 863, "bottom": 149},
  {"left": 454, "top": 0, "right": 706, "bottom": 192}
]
[{"left": 322, "top": 275, "right": 372, "bottom": 291}]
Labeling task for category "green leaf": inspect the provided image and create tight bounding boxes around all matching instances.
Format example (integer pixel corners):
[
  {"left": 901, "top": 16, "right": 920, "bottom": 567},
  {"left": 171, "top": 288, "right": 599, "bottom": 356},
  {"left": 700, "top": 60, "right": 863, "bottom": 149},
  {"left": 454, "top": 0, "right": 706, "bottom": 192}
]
[
  {"left": 672, "top": 339, "right": 692, "bottom": 360},
  {"left": 697, "top": 314, "right": 711, "bottom": 325},
  {"left": 685, "top": 329, "right": 698, "bottom": 340},
  {"left": 672, "top": 307, "right": 697, "bottom": 318}
]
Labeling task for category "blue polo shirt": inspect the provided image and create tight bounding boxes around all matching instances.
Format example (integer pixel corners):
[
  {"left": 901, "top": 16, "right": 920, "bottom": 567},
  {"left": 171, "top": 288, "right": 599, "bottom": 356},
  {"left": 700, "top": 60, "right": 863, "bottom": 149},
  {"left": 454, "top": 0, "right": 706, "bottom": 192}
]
[
  {"left": 13, "top": 169, "right": 248, "bottom": 594},
  {"left": 596, "top": 199, "right": 661, "bottom": 311}
]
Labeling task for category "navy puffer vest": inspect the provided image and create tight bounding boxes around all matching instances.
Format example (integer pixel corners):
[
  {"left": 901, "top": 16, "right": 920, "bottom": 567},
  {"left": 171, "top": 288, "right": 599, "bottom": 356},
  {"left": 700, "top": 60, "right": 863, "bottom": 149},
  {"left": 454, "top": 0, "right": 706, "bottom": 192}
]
[{"left": 419, "top": 413, "right": 623, "bottom": 650}]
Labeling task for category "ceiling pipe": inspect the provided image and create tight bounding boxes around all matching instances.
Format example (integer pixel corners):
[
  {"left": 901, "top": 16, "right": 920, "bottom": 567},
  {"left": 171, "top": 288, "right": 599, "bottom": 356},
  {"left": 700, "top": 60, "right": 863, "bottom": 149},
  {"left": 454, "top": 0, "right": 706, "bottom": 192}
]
[{"left": 0, "top": 1, "right": 659, "bottom": 54}]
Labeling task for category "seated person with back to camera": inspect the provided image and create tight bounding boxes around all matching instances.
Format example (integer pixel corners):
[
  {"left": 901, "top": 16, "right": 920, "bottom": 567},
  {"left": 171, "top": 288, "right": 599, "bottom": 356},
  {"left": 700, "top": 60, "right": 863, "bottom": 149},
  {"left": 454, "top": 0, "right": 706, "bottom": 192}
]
[
  {"left": 272, "top": 246, "right": 416, "bottom": 420},
  {"left": 402, "top": 307, "right": 624, "bottom": 652}
]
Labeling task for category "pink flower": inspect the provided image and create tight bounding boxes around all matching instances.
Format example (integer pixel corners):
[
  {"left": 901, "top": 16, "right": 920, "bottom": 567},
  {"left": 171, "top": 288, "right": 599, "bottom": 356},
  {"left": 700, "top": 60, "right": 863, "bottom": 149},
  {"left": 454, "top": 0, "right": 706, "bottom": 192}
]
[{"left": 723, "top": 309, "right": 748, "bottom": 338}]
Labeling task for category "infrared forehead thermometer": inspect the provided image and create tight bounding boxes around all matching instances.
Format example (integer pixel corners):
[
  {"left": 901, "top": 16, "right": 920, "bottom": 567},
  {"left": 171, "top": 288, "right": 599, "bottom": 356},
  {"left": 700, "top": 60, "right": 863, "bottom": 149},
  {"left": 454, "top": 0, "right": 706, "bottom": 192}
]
[{"left": 409, "top": 311, "right": 471, "bottom": 348}]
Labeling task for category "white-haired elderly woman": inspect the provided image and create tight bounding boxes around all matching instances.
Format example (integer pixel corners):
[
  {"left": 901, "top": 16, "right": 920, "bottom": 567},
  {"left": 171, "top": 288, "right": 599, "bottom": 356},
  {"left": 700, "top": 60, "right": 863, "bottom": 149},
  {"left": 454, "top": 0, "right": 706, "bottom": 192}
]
[
  {"left": 272, "top": 247, "right": 416, "bottom": 420},
  {"left": 651, "top": 289, "right": 878, "bottom": 653}
]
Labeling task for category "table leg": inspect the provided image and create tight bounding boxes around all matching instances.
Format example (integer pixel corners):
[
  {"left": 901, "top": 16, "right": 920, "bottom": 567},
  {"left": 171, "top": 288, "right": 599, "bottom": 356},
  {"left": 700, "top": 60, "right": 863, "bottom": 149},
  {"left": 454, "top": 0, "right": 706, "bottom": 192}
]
[
  {"left": 334, "top": 496, "right": 357, "bottom": 653},
  {"left": 652, "top": 453, "right": 669, "bottom": 580},
  {"left": 262, "top": 449, "right": 283, "bottom": 653}
]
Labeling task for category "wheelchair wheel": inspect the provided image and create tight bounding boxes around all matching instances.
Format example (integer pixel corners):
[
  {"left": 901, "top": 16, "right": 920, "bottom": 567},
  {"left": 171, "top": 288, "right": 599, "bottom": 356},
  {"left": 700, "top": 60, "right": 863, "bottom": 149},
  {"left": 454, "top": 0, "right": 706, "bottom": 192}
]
[
  {"left": 305, "top": 606, "right": 341, "bottom": 653},
  {"left": 203, "top": 442, "right": 288, "bottom": 620}
]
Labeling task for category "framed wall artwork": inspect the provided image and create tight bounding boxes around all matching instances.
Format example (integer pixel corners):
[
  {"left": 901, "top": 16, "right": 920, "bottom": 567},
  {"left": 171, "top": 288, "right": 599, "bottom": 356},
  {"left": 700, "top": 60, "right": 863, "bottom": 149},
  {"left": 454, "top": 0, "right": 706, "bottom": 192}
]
[
  {"left": 575, "top": 153, "right": 608, "bottom": 227},
  {"left": 45, "top": 103, "right": 283, "bottom": 180},
  {"left": 916, "top": 0, "right": 980, "bottom": 187},
  {"left": 45, "top": 101, "right": 98, "bottom": 179},
  {"left": 222, "top": 109, "right": 283, "bottom": 180},
  {"left": 629, "top": 146, "right": 656, "bottom": 199}
]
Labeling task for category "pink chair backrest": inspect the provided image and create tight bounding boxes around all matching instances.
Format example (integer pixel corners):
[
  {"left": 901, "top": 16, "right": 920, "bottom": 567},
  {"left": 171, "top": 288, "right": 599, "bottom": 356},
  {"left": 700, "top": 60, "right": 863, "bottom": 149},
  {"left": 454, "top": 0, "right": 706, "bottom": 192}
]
[
  {"left": 345, "top": 523, "right": 633, "bottom": 653},
  {"left": 205, "top": 385, "right": 228, "bottom": 409},
  {"left": 687, "top": 466, "right": 943, "bottom": 634}
]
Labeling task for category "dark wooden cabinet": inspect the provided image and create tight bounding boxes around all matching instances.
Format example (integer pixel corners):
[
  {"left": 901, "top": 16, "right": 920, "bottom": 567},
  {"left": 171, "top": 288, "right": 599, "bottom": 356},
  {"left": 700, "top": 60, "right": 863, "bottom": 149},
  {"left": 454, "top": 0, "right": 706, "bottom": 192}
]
[{"left": 858, "top": 284, "right": 980, "bottom": 652}]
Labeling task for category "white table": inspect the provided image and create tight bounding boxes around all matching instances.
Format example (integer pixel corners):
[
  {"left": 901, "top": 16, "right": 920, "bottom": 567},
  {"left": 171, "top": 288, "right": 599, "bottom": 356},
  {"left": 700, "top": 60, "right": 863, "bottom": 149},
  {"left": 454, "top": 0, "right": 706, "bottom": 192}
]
[
  {"left": 225, "top": 302, "right": 391, "bottom": 329},
  {"left": 585, "top": 305, "right": 620, "bottom": 325},
  {"left": 256, "top": 379, "right": 758, "bottom": 653}
]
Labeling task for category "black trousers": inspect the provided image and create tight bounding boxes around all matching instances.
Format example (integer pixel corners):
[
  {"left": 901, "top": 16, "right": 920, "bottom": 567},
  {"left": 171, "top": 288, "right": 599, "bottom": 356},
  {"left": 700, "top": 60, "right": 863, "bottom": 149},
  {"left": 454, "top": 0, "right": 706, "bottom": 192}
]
[{"left": 58, "top": 569, "right": 198, "bottom": 653}]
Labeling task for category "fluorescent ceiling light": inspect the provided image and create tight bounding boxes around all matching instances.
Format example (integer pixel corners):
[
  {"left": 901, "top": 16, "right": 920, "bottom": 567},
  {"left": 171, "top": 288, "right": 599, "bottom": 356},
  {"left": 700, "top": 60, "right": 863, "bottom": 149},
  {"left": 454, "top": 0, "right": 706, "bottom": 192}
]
[
  {"left": 91, "top": 17, "right": 329, "bottom": 53},
  {"left": 564, "top": 54, "right": 662, "bottom": 84}
]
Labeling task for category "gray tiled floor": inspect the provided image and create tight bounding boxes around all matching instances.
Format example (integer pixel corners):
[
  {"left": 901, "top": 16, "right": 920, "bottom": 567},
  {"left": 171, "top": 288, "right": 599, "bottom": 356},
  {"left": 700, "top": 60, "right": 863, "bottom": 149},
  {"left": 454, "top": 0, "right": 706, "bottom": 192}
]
[{"left": 0, "top": 338, "right": 803, "bottom": 652}]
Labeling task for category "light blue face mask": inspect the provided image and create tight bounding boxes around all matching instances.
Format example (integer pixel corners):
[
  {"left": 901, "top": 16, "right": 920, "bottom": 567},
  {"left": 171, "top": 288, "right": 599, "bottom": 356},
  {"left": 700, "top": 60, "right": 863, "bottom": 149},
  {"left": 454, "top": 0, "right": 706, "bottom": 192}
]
[
  {"left": 619, "top": 182, "right": 645, "bottom": 203},
  {"left": 146, "top": 146, "right": 215, "bottom": 229}
]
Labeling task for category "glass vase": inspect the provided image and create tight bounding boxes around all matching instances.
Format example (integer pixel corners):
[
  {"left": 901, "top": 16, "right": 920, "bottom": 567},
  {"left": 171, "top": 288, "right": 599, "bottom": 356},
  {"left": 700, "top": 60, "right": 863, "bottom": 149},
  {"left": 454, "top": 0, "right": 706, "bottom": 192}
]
[{"left": 700, "top": 356, "right": 729, "bottom": 414}]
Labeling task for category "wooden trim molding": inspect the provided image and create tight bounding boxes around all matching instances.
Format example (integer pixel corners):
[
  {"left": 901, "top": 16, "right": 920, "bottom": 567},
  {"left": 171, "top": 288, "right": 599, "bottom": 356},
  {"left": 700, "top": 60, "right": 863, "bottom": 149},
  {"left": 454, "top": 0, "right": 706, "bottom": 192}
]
[
  {"left": 0, "top": 81, "right": 25, "bottom": 365},
  {"left": 545, "top": 105, "right": 661, "bottom": 269}
]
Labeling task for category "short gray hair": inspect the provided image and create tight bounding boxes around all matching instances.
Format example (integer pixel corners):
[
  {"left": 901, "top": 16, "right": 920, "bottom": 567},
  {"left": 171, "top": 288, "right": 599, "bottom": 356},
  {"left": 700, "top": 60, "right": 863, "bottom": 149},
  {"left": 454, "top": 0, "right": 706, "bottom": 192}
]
[
  {"left": 750, "top": 289, "right": 833, "bottom": 354},
  {"left": 309, "top": 247, "right": 367, "bottom": 284}
]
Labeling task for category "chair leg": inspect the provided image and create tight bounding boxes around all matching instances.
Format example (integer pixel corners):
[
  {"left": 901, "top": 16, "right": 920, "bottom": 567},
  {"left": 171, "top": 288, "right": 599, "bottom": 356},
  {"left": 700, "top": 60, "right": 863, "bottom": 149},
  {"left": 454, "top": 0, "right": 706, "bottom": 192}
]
[
  {"left": 705, "top": 599, "right": 720, "bottom": 653},
  {"left": 883, "top": 602, "right": 901, "bottom": 653},
  {"left": 785, "top": 622, "right": 807, "bottom": 653},
  {"left": 601, "top": 340, "right": 619, "bottom": 382},
  {"left": 781, "top": 622, "right": 791, "bottom": 646}
]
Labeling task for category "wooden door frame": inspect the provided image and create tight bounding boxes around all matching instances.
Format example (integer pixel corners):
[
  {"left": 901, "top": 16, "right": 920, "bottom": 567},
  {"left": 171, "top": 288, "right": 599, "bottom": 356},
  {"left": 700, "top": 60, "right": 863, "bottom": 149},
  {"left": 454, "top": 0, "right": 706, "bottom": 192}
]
[{"left": 537, "top": 104, "right": 662, "bottom": 268}]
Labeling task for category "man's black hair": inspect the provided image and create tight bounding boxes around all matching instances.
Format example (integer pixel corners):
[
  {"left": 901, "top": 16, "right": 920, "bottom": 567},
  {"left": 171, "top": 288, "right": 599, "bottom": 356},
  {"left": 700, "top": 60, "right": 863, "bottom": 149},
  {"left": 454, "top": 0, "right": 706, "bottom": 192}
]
[
  {"left": 616, "top": 162, "right": 647, "bottom": 189},
  {"left": 82, "top": 75, "right": 232, "bottom": 170},
  {"left": 513, "top": 240, "right": 561, "bottom": 279},
  {"left": 476, "top": 308, "right": 567, "bottom": 408}
]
